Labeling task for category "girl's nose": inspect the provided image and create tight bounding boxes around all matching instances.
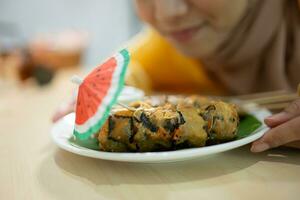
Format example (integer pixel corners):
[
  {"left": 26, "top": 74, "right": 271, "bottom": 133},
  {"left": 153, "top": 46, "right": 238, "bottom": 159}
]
[{"left": 154, "top": 0, "right": 189, "bottom": 23}]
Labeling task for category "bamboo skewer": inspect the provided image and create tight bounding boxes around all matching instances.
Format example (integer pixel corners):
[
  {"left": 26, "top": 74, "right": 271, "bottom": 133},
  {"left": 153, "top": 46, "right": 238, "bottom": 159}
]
[{"left": 117, "top": 102, "right": 136, "bottom": 111}]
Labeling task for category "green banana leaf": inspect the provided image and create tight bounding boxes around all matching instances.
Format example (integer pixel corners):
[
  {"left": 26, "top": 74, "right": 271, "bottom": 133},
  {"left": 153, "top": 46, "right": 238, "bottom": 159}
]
[
  {"left": 69, "top": 137, "right": 99, "bottom": 150},
  {"left": 236, "top": 114, "right": 262, "bottom": 139}
]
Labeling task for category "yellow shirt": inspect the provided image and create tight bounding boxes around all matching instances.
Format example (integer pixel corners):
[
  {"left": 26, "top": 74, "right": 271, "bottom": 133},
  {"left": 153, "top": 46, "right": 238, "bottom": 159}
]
[{"left": 126, "top": 28, "right": 225, "bottom": 95}]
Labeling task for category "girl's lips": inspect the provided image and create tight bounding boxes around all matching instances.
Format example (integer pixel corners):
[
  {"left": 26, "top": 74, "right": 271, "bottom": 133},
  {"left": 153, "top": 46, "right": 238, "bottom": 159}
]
[{"left": 168, "top": 24, "right": 205, "bottom": 43}]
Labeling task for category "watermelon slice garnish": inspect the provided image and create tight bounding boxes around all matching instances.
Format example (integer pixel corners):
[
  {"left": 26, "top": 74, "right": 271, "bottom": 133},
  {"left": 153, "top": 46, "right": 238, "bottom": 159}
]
[{"left": 73, "top": 49, "right": 130, "bottom": 140}]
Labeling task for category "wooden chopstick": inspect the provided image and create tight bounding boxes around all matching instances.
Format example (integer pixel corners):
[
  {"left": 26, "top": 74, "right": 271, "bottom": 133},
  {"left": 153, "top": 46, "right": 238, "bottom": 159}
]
[
  {"left": 231, "top": 84, "right": 300, "bottom": 112},
  {"left": 243, "top": 94, "right": 299, "bottom": 105},
  {"left": 234, "top": 90, "right": 289, "bottom": 100},
  {"left": 249, "top": 84, "right": 300, "bottom": 111},
  {"left": 261, "top": 102, "right": 291, "bottom": 111}
]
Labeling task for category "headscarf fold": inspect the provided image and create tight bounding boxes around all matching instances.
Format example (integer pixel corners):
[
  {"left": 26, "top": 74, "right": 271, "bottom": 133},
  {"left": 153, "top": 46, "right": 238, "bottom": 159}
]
[{"left": 203, "top": 0, "right": 300, "bottom": 94}]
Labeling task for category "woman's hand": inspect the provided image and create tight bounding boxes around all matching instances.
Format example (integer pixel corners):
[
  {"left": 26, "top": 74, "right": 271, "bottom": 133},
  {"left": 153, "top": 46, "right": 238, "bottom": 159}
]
[
  {"left": 251, "top": 99, "right": 300, "bottom": 152},
  {"left": 52, "top": 98, "right": 76, "bottom": 123}
]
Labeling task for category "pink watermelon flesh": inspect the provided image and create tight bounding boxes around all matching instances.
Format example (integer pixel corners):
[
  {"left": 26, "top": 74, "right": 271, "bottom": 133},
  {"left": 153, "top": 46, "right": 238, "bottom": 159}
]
[{"left": 75, "top": 57, "right": 117, "bottom": 125}]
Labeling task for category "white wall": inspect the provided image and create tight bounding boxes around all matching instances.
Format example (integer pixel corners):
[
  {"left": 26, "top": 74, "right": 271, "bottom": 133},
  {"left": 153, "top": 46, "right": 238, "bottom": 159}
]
[{"left": 0, "top": 0, "right": 141, "bottom": 66}]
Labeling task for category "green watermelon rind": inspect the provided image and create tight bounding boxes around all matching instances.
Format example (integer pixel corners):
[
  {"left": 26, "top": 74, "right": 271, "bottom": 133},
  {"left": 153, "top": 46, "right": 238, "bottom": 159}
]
[{"left": 73, "top": 49, "right": 130, "bottom": 140}]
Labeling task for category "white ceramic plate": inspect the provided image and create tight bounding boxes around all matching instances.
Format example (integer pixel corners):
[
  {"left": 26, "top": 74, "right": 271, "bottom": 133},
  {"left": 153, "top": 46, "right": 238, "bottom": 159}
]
[
  {"left": 51, "top": 105, "right": 272, "bottom": 163},
  {"left": 117, "top": 86, "right": 144, "bottom": 104}
]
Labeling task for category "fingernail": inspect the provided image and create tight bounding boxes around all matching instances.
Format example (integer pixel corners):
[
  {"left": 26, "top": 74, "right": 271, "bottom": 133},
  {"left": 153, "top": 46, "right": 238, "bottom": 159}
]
[
  {"left": 251, "top": 143, "right": 270, "bottom": 153},
  {"left": 265, "top": 112, "right": 291, "bottom": 127}
]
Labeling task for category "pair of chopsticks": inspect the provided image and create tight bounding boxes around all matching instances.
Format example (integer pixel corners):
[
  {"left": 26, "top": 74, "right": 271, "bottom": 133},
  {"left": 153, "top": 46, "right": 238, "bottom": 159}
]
[
  {"left": 118, "top": 84, "right": 300, "bottom": 112},
  {"left": 231, "top": 84, "right": 300, "bottom": 112}
]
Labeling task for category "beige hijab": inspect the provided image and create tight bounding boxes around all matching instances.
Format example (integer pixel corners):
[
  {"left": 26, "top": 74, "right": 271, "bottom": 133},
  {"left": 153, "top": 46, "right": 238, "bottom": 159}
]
[{"left": 203, "top": 0, "right": 300, "bottom": 95}]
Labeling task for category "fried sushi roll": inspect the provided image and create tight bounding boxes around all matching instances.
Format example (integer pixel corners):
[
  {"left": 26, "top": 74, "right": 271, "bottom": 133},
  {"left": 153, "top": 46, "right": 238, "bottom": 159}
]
[
  {"left": 199, "top": 101, "right": 239, "bottom": 141},
  {"left": 173, "top": 104, "right": 208, "bottom": 148},
  {"left": 98, "top": 98, "right": 239, "bottom": 152},
  {"left": 178, "top": 95, "right": 211, "bottom": 108},
  {"left": 132, "top": 104, "right": 184, "bottom": 152},
  {"left": 98, "top": 109, "right": 136, "bottom": 152}
]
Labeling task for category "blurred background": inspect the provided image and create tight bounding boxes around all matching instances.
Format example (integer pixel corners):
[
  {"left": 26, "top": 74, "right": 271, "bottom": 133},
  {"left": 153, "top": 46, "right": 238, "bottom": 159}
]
[{"left": 0, "top": 0, "right": 142, "bottom": 85}]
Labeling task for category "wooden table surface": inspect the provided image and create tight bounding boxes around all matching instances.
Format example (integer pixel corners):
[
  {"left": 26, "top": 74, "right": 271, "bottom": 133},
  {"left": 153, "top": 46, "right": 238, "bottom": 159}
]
[{"left": 1, "top": 70, "right": 300, "bottom": 200}]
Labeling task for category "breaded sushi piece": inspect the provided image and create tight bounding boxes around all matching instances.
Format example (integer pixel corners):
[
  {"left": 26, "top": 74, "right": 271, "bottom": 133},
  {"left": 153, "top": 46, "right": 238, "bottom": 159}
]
[
  {"left": 179, "top": 95, "right": 211, "bottom": 108},
  {"left": 132, "top": 105, "right": 184, "bottom": 152},
  {"left": 199, "top": 101, "right": 239, "bottom": 141},
  {"left": 98, "top": 109, "right": 136, "bottom": 152},
  {"left": 173, "top": 105, "right": 208, "bottom": 148}
]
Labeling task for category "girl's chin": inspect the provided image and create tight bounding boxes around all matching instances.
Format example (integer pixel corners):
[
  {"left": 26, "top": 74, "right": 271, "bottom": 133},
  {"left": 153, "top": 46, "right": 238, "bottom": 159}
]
[
  {"left": 166, "top": 33, "right": 221, "bottom": 58},
  {"left": 171, "top": 41, "right": 217, "bottom": 58}
]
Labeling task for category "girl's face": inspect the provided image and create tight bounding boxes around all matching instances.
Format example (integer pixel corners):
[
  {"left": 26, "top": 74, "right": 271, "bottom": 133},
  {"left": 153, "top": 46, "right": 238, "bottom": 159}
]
[{"left": 134, "top": 0, "right": 249, "bottom": 58}]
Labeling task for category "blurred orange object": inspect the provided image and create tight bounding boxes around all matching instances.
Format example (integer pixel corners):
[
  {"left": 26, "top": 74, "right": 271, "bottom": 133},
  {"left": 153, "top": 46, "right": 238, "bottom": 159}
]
[
  {"left": 29, "top": 30, "right": 88, "bottom": 69},
  {"left": 0, "top": 49, "right": 23, "bottom": 82}
]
